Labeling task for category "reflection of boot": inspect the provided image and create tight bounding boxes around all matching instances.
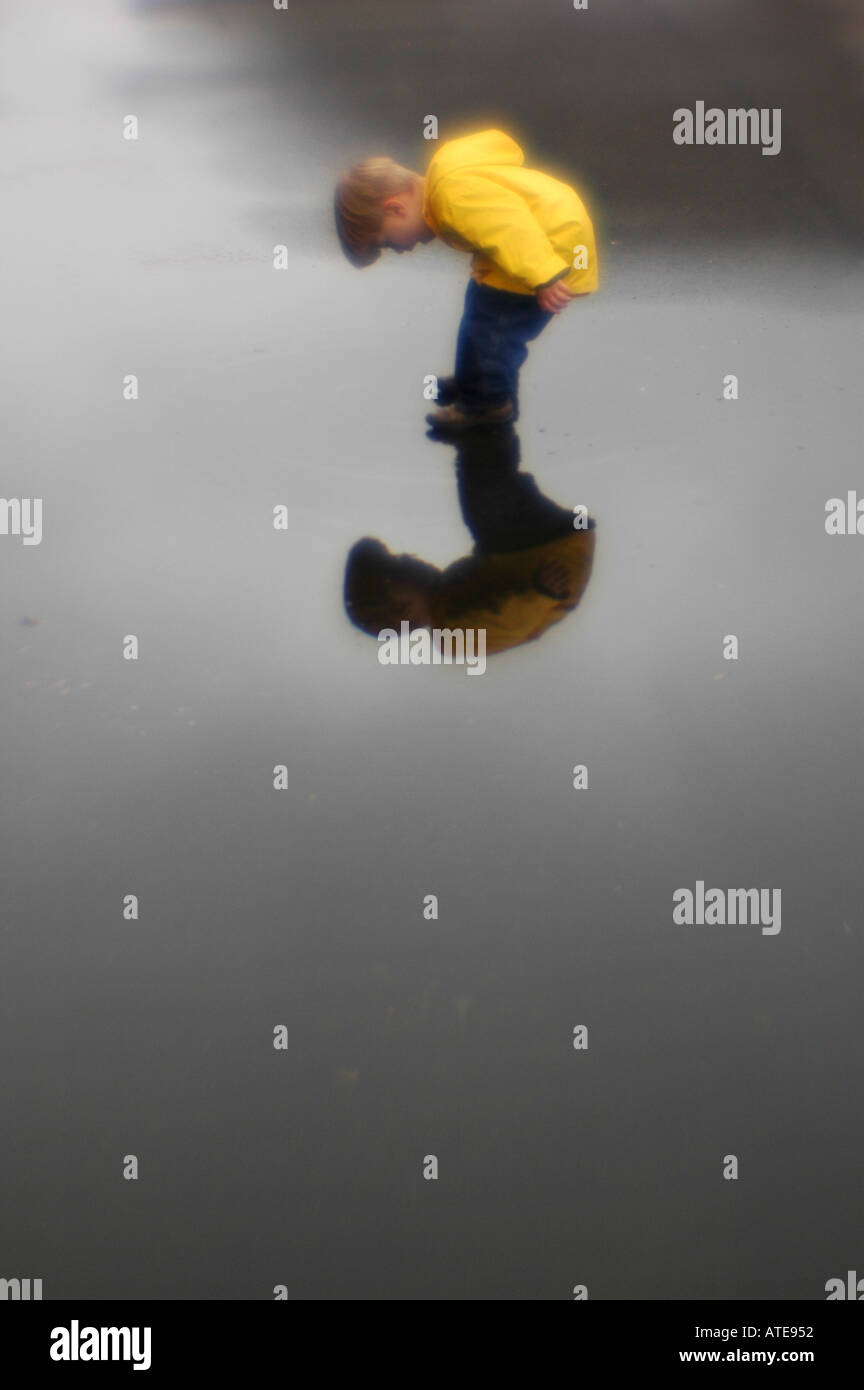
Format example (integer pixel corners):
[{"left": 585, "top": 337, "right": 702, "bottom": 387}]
[{"left": 426, "top": 400, "right": 515, "bottom": 433}]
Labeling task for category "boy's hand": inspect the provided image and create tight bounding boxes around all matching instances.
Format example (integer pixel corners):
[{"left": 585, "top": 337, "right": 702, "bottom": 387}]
[
  {"left": 537, "top": 280, "right": 574, "bottom": 313},
  {"left": 533, "top": 561, "right": 572, "bottom": 599}
]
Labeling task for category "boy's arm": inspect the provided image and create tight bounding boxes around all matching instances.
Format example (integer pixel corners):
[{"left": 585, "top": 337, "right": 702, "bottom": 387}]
[{"left": 435, "top": 178, "right": 570, "bottom": 291}]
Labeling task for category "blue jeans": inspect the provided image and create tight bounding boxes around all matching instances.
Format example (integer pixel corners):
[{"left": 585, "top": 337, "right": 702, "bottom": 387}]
[{"left": 454, "top": 279, "right": 553, "bottom": 414}]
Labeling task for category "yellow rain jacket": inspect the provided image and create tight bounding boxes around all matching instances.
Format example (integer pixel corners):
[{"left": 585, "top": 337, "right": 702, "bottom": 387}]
[{"left": 422, "top": 130, "right": 598, "bottom": 298}]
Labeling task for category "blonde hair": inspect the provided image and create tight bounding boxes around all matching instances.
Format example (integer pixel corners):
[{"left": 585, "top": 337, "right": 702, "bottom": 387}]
[{"left": 334, "top": 157, "right": 416, "bottom": 267}]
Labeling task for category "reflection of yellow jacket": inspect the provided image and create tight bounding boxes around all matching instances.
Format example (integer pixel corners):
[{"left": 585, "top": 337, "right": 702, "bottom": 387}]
[
  {"left": 423, "top": 130, "right": 599, "bottom": 297},
  {"left": 429, "top": 528, "right": 596, "bottom": 656}
]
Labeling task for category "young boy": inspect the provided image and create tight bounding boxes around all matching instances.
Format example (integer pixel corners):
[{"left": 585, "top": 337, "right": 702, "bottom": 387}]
[{"left": 334, "top": 129, "right": 599, "bottom": 431}]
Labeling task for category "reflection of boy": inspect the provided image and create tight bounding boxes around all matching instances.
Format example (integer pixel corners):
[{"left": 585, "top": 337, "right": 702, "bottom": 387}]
[{"left": 344, "top": 428, "right": 596, "bottom": 657}]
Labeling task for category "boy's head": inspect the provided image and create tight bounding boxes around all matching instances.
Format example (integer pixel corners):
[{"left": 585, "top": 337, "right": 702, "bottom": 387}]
[
  {"left": 343, "top": 538, "right": 439, "bottom": 633},
  {"left": 334, "top": 158, "right": 432, "bottom": 267}
]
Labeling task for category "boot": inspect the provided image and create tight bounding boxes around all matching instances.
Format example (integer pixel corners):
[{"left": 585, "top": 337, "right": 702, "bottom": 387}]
[{"left": 425, "top": 399, "right": 515, "bottom": 433}]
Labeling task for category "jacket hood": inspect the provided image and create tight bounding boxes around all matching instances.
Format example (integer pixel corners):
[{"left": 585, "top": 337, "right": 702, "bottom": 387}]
[{"left": 425, "top": 130, "right": 525, "bottom": 197}]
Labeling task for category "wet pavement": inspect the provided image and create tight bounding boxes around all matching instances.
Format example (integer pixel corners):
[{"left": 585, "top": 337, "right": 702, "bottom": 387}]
[{"left": 2, "top": 0, "right": 863, "bottom": 1298}]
